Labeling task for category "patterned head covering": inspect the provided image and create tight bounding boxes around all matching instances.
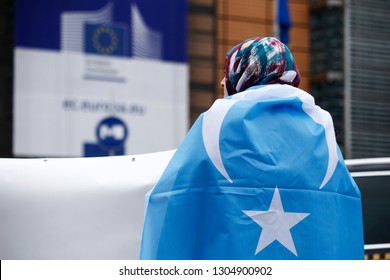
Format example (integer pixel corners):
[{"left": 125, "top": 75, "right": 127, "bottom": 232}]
[{"left": 224, "top": 37, "right": 301, "bottom": 95}]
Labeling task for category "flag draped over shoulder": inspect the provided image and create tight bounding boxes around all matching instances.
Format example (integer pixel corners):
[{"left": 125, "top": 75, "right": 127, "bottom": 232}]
[{"left": 140, "top": 84, "right": 364, "bottom": 260}]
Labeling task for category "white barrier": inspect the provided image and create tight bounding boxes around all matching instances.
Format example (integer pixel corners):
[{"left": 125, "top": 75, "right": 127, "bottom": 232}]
[{"left": 0, "top": 150, "right": 175, "bottom": 259}]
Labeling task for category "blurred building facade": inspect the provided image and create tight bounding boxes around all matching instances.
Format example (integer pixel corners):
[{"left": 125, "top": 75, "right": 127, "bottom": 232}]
[
  {"left": 1, "top": 0, "right": 390, "bottom": 158},
  {"left": 310, "top": 0, "right": 390, "bottom": 158}
]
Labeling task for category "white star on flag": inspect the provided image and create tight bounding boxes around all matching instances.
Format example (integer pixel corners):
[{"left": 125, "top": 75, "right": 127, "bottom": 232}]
[{"left": 243, "top": 187, "right": 310, "bottom": 256}]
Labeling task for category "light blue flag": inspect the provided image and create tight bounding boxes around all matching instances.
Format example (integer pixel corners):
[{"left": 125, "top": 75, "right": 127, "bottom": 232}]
[{"left": 140, "top": 84, "right": 364, "bottom": 260}]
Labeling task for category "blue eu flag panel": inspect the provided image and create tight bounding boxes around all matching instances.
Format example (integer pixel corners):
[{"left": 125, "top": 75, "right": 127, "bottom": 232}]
[
  {"left": 84, "top": 24, "right": 127, "bottom": 56},
  {"left": 16, "top": 0, "right": 187, "bottom": 62},
  {"left": 141, "top": 84, "right": 364, "bottom": 260}
]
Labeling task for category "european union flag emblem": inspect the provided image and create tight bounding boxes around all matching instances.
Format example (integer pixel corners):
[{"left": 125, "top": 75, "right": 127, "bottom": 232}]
[
  {"left": 140, "top": 84, "right": 364, "bottom": 260},
  {"left": 84, "top": 24, "right": 127, "bottom": 56}
]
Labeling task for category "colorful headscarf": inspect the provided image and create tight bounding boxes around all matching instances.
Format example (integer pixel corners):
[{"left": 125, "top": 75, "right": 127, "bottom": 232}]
[{"left": 224, "top": 37, "right": 301, "bottom": 95}]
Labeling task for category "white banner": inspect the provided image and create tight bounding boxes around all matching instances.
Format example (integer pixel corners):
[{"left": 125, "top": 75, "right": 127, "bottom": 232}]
[{"left": 0, "top": 150, "right": 174, "bottom": 259}]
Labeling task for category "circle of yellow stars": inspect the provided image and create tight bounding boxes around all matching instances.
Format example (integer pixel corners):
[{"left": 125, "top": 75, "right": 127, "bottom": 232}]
[{"left": 92, "top": 26, "right": 118, "bottom": 54}]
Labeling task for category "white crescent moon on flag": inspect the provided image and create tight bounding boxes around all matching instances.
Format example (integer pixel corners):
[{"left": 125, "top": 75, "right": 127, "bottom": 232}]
[
  {"left": 202, "top": 99, "right": 237, "bottom": 183},
  {"left": 202, "top": 85, "right": 338, "bottom": 189}
]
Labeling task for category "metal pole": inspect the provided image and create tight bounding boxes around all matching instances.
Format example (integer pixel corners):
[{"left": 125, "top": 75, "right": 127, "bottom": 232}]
[{"left": 343, "top": 0, "right": 352, "bottom": 159}]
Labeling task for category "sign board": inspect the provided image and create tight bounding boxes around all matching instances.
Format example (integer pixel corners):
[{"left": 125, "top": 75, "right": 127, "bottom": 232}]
[{"left": 14, "top": 0, "right": 188, "bottom": 157}]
